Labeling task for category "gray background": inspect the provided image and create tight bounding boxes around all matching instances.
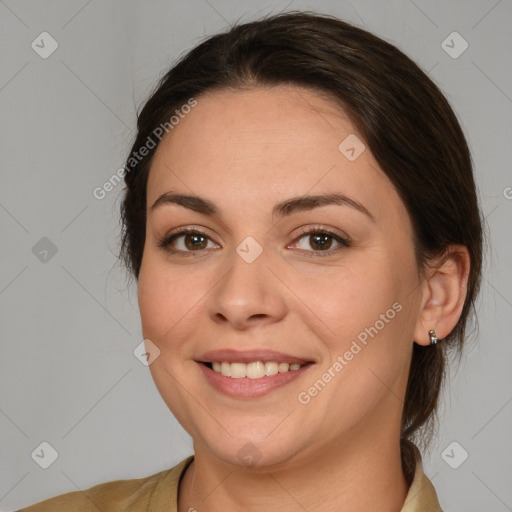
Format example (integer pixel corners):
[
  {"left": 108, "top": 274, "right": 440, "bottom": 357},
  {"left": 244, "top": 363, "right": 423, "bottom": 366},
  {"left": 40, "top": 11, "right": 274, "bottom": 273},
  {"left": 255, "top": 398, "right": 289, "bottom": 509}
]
[{"left": 1, "top": 0, "right": 511, "bottom": 510}]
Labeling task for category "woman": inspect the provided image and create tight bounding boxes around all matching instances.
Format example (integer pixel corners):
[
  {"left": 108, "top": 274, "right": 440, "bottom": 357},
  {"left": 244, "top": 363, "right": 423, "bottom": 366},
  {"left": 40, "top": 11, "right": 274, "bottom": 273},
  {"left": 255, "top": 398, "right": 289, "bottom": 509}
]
[{"left": 19, "top": 11, "right": 482, "bottom": 512}]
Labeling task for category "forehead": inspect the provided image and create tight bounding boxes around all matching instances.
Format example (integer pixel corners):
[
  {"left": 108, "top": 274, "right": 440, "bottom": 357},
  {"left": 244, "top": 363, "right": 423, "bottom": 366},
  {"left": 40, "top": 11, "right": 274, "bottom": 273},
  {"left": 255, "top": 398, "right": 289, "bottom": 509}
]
[{"left": 146, "top": 85, "right": 408, "bottom": 229}]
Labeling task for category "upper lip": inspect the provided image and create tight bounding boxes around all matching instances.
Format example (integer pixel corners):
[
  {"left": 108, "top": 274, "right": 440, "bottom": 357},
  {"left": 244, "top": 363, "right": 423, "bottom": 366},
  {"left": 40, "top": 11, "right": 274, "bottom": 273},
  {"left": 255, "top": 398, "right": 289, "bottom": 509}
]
[{"left": 198, "top": 349, "right": 312, "bottom": 365}]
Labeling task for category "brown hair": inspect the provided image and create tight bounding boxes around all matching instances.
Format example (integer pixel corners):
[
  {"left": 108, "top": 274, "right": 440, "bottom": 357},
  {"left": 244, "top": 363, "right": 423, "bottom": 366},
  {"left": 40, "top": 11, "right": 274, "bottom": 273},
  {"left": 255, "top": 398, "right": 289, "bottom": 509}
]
[{"left": 119, "top": 11, "right": 483, "bottom": 483}]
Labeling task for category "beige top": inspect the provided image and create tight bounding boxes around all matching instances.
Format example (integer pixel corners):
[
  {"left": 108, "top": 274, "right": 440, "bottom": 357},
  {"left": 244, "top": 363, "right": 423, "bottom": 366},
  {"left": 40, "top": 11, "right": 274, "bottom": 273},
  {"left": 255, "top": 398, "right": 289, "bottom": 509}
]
[{"left": 18, "top": 451, "right": 443, "bottom": 511}]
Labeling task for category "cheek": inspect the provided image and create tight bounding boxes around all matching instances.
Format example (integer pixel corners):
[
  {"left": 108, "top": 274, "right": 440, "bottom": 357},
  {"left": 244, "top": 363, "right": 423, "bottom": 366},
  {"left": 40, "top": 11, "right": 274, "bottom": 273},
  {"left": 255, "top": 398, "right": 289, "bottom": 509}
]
[
  {"left": 295, "top": 256, "right": 402, "bottom": 341},
  {"left": 138, "top": 261, "right": 167, "bottom": 338},
  {"left": 137, "top": 255, "right": 206, "bottom": 427},
  {"left": 137, "top": 250, "right": 221, "bottom": 364},
  {"left": 298, "top": 271, "right": 411, "bottom": 433},
  {"left": 137, "top": 253, "right": 194, "bottom": 344},
  {"left": 296, "top": 253, "right": 415, "bottom": 397}
]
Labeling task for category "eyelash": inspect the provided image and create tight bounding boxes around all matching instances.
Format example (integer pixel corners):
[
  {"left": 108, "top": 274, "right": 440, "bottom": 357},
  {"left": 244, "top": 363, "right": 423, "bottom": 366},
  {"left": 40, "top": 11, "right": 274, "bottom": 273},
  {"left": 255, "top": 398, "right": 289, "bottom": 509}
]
[{"left": 157, "top": 226, "right": 350, "bottom": 258}]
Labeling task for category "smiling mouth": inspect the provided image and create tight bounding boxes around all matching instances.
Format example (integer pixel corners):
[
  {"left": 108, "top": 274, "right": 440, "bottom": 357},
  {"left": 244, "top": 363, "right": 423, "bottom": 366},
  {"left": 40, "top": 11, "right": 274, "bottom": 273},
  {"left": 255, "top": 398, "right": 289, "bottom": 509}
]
[{"left": 202, "top": 361, "right": 310, "bottom": 379}]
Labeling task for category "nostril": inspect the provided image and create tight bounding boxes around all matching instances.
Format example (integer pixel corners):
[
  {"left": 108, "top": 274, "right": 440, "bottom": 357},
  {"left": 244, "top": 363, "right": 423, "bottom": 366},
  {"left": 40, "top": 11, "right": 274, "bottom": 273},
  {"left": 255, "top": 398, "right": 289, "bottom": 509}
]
[{"left": 250, "top": 314, "right": 267, "bottom": 320}]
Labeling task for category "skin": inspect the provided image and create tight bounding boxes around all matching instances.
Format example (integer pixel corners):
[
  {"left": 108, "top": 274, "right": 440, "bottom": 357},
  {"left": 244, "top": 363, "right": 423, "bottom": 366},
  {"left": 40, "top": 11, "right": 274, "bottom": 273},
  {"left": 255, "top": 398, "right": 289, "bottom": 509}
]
[{"left": 137, "top": 85, "right": 470, "bottom": 512}]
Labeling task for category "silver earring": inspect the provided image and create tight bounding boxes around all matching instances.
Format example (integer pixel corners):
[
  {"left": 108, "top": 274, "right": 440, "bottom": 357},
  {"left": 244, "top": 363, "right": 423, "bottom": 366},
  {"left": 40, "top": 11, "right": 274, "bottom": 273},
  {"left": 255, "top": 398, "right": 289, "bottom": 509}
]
[{"left": 429, "top": 329, "right": 440, "bottom": 345}]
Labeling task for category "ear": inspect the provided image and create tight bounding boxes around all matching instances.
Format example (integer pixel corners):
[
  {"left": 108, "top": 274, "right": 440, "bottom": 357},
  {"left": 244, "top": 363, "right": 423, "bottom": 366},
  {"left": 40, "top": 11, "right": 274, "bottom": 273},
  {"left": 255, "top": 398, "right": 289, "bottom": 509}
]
[{"left": 413, "top": 245, "right": 471, "bottom": 346}]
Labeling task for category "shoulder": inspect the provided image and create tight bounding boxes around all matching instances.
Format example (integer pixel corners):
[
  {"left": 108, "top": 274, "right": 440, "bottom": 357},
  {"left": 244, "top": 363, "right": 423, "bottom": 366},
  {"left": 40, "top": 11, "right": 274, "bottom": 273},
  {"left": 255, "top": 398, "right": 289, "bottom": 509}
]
[
  {"left": 401, "top": 446, "right": 443, "bottom": 512},
  {"left": 16, "top": 456, "right": 193, "bottom": 512}
]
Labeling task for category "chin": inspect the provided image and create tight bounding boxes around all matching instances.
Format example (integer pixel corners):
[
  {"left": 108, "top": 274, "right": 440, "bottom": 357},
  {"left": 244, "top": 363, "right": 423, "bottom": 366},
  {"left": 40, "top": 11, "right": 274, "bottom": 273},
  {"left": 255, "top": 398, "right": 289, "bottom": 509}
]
[
  {"left": 206, "top": 439, "right": 300, "bottom": 471},
  {"left": 189, "top": 418, "right": 318, "bottom": 472}
]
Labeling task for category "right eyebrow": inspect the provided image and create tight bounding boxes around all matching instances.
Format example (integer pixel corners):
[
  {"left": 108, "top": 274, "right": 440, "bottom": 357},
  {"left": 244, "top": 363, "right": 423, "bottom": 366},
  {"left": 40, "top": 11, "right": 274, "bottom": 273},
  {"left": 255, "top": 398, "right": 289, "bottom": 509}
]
[{"left": 151, "top": 192, "right": 218, "bottom": 216}]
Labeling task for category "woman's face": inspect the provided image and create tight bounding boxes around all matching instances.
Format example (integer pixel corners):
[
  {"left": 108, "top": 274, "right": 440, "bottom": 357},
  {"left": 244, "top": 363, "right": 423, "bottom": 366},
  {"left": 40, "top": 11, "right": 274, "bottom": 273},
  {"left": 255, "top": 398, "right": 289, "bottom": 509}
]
[{"left": 138, "top": 85, "right": 425, "bottom": 468}]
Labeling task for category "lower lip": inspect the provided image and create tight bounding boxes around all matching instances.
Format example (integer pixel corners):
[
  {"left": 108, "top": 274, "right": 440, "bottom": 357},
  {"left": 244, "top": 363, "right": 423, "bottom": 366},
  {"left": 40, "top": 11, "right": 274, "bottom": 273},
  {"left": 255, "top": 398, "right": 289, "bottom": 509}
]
[{"left": 198, "top": 363, "right": 312, "bottom": 398}]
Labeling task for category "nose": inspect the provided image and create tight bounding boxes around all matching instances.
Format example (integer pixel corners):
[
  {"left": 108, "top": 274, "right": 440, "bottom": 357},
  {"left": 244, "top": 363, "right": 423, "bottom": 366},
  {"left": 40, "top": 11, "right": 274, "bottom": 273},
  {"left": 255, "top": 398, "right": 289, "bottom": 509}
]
[{"left": 207, "top": 246, "right": 288, "bottom": 330}]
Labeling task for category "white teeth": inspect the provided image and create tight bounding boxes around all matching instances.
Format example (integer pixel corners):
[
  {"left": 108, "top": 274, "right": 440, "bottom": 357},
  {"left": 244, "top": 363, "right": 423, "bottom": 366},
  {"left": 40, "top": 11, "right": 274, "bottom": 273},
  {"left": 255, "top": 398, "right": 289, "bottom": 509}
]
[
  {"left": 247, "top": 361, "right": 265, "bottom": 379},
  {"left": 264, "top": 361, "right": 279, "bottom": 376},
  {"left": 278, "top": 363, "right": 289, "bottom": 373},
  {"left": 220, "top": 362, "right": 231, "bottom": 377},
  {"left": 230, "top": 362, "right": 247, "bottom": 378},
  {"left": 210, "top": 360, "right": 305, "bottom": 378}
]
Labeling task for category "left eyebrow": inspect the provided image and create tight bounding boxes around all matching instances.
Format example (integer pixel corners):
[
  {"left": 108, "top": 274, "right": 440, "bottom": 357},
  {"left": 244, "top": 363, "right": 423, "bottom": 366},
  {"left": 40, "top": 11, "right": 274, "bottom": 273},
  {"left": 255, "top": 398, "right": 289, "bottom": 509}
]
[
  {"left": 150, "top": 192, "right": 375, "bottom": 222},
  {"left": 272, "top": 193, "right": 375, "bottom": 222}
]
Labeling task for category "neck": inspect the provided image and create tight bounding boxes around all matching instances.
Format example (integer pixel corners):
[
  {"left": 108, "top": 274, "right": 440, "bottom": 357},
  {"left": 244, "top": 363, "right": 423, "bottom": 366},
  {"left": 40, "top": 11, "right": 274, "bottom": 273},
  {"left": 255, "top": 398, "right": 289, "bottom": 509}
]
[{"left": 178, "top": 418, "right": 410, "bottom": 512}]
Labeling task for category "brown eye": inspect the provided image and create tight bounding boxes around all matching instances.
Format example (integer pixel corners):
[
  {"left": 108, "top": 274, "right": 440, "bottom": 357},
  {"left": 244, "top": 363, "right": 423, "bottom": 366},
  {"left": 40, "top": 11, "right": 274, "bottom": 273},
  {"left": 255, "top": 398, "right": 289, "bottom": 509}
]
[
  {"left": 292, "top": 228, "right": 349, "bottom": 254},
  {"left": 158, "top": 228, "right": 219, "bottom": 254},
  {"left": 183, "top": 233, "right": 208, "bottom": 250},
  {"left": 308, "top": 233, "right": 334, "bottom": 251}
]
